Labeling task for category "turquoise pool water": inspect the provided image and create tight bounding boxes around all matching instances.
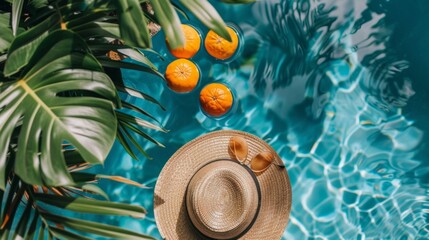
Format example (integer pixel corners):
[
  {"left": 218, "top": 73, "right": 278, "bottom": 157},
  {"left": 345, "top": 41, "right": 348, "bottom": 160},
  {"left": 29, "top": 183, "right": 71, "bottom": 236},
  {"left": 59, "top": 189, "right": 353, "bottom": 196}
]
[{"left": 92, "top": 0, "right": 429, "bottom": 239}]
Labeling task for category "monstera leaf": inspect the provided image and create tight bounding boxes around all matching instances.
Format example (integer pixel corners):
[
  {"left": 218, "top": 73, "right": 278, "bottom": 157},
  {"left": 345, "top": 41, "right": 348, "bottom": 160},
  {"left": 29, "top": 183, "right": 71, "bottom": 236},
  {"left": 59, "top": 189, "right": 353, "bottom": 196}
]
[
  {"left": 0, "top": 30, "right": 119, "bottom": 189},
  {"left": 0, "top": 13, "right": 14, "bottom": 54},
  {"left": 0, "top": 1, "right": 256, "bottom": 239}
]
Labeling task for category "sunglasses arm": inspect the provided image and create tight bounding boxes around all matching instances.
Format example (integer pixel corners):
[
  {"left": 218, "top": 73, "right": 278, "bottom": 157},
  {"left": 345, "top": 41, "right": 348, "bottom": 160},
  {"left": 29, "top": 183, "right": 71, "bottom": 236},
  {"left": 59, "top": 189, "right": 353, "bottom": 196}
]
[{"left": 273, "top": 162, "right": 285, "bottom": 169}]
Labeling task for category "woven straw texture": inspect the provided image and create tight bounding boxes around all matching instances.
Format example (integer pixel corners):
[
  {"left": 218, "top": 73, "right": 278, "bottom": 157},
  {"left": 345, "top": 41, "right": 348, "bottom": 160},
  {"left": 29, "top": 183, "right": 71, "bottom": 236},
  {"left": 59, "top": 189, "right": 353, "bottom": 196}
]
[
  {"left": 154, "top": 130, "right": 292, "bottom": 240},
  {"left": 186, "top": 160, "right": 260, "bottom": 239}
]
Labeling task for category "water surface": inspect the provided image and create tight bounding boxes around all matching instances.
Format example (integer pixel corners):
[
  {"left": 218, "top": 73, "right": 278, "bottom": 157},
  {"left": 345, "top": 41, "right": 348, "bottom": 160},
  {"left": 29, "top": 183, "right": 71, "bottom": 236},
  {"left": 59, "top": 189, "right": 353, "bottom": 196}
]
[{"left": 93, "top": 1, "right": 429, "bottom": 239}]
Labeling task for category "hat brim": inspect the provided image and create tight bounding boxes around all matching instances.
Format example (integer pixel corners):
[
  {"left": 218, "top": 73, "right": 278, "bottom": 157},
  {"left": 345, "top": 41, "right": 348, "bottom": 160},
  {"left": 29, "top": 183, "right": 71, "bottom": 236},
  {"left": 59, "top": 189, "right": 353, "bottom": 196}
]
[{"left": 154, "top": 130, "right": 292, "bottom": 239}]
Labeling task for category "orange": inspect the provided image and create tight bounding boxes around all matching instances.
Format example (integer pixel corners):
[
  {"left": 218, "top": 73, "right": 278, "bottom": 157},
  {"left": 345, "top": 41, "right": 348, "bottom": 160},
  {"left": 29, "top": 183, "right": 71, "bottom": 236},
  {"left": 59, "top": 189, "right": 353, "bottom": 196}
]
[
  {"left": 167, "top": 24, "right": 201, "bottom": 59},
  {"left": 204, "top": 26, "right": 239, "bottom": 60},
  {"left": 165, "top": 59, "right": 200, "bottom": 93},
  {"left": 199, "top": 83, "right": 233, "bottom": 117}
]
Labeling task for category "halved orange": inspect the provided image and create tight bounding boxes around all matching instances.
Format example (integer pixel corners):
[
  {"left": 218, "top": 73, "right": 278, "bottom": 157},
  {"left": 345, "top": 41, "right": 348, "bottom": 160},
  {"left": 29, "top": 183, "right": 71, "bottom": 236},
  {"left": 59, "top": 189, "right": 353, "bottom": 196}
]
[
  {"left": 204, "top": 26, "right": 239, "bottom": 60},
  {"left": 167, "top": 24, "right": 201, "bottom": 59},
  {"left": 200, "top": 83, "right": 233, "bottom": 117},
  {"left": 165, "top": 59, "right": 200, "bottom": 93}
]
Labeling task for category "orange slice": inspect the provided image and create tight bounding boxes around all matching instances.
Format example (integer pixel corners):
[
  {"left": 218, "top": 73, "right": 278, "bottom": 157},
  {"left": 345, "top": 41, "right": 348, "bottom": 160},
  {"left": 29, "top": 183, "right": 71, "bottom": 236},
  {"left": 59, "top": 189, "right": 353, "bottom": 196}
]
[
  {"left": 167, "top": 24, "right": 201, "bottom": 59},
  {"left": 199, "top": 83, "right": 233, "bottom": 117},
  {"left": 165, "top": 59, "right": 200, "bottom": 93},
  {"left": 204, "top": 26, "right": 239, "bottom": 60}
]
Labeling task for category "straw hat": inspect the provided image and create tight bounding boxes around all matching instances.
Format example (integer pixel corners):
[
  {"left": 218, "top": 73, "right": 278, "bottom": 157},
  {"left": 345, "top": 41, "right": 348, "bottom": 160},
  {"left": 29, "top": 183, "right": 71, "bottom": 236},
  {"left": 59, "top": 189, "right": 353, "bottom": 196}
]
[{"left": 154, "top": 130, "right": 292, "bottom": 239}]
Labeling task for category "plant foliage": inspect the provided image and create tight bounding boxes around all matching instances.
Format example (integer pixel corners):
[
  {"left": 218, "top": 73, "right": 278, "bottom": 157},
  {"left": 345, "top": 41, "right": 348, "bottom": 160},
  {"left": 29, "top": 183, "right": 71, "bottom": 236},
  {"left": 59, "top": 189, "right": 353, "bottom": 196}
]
[{"left": 0, "top": 0, "right": 254, "bottom": 238}]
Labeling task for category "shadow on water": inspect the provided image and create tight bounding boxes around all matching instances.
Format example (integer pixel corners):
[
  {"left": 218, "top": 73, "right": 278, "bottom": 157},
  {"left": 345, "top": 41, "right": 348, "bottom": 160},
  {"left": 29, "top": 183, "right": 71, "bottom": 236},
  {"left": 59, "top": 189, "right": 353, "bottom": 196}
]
[
  {"left": 81, "top": 0, "right": 429, "bottom": 239},
  {"left": 215, "top": 0, "right": 429, "bottom": 239}
]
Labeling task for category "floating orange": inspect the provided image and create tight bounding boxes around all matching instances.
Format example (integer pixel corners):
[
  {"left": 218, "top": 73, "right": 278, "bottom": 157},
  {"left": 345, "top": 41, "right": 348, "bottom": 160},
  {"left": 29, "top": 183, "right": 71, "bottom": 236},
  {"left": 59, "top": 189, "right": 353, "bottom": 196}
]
[
  {"left": 167, "top": 24, "right": 201, "bottom": 59},
  {"left": 165, "top": 59, "right": 199, "bottom": 93},
  {"left": 199, "top": 83, "right": 233, "bottom": 117},
  {"left": 204, "top": 26, "right": 239, "bottom": 60}
]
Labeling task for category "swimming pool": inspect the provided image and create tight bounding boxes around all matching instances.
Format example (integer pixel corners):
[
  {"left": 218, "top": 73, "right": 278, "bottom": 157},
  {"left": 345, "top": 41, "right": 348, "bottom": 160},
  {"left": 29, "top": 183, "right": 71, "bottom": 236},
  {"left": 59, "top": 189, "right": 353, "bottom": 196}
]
[{"left": 93, "top": 0, "right": 429, "bottom": 239}]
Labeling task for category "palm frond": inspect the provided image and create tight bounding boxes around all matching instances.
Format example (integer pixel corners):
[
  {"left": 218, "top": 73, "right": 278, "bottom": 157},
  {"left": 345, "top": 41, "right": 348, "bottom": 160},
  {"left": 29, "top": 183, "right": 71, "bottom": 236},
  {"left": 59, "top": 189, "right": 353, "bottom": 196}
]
[
  {"left": 0, "top": 0, "right": 253, "bottom": 239},
  {"left": 114, "top": 0, "right": 152, "bottom": 48},
  {"left": 0, "top": 146, "right": 154, "bottom": 239},
  {"left": 0, "top": 13, "right": 14, "bottom": 54},
  {"left": 0, "top": 174, "right": 154, "bottom": 239}
]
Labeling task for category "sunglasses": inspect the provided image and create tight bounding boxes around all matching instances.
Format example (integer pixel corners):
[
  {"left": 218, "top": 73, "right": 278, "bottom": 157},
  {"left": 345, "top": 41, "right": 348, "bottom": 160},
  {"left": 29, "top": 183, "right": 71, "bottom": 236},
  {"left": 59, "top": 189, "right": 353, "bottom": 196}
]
[{"left": 228, "top": 136, "right": 285, "bottom": 173}]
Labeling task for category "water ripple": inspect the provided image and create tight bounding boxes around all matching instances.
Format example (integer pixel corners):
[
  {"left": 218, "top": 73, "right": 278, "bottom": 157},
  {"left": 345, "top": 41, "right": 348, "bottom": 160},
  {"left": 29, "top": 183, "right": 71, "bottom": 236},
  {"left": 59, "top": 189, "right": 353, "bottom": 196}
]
[{"left": 80, "top": 1, "right": 429, "bottom": 239}]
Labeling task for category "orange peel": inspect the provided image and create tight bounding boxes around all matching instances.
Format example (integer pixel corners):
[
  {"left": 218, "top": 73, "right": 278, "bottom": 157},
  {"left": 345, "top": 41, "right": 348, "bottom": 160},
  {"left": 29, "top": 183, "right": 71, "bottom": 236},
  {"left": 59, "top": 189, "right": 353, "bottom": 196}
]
[
  {"left": 167, "top": 24, "right": 201, "bottom": 59},
  {"left": 165, "top": 59, "right": 200, "bottom": 93},
  {"left": 204, "top": 26, "right": 239, "bottom": 60},
  {"left": 199, "top": 83, "right": 233, "bottom": 117}
]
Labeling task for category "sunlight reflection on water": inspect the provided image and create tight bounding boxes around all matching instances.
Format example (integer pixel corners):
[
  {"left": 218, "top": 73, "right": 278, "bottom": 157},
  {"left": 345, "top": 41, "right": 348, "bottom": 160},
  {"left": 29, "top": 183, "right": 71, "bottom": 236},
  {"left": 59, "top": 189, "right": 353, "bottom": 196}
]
[{"left": 90, "top": 0, "right": 429, "bottom": 239}]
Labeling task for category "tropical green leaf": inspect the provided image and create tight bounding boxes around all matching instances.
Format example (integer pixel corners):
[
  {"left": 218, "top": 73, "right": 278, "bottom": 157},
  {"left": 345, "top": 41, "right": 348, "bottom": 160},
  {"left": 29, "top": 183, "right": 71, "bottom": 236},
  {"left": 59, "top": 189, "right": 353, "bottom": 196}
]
[
  {"left": 42, "top": 213, "right": 156, "bottom": 239},
  {"left": 71, "top": 21, "right": 120, "bottom": 39},
  {"left": 116, "top": 85, "right": 166, "bottom": 110},
  {"left": 28, "top": 1, "right": 84, "bottom": 26},
  {"left": 70, "top": 172, "right": 150, "bottom": 189},
  {"left": 0, "top": 30, "right": 119, "bottom": 189},
  {"left": 0, "top": 190, "right": 3, "bottom": 220},
  {"left": 0, "top": 176, "right": 20, "bottom": 225},
  {"left": 149, "top": 0, "right": 184, "bottom": 48},
  {"left": 0, "top": 227, "right": 10, "bottom": 239},
  {"left": 117, "top": 48, "right": 157, "bottom": 69},
  {"left": 171, "top": 2, "right": 189, "bottom": 20},
  {"left": 121, "top": 101, "right": 160, "bottom": 123},
  {"left": 24, "top": 212, "right": 39, "bottom": 239},
  {"left": 81, "top": 184, "right": 110, "bottom": 200},
  {"left": 0, "top": 147, "right": 10, "bottom": 190},
  {"left": 12, "top": 0, "right": 24, "bottom": 36},
  {"left": 0, "top": 181, "right": 24, "bottom": 232},
  {"left": 4, "top": 13, "right": 61, "bottom": 76},
  {"left": 0, "top": 0, "right": 254, "bottom": 239},
  {"left": 27, "top": 0, "right": 49, "bottom": 9},
  {"left": 88, "top": 43, "right": 126, "bottom": 52},
  {"left": 141, "top": 47, "right": 166, "bottom": 61},
  {"left": 64, "top": 150, "right": 86, "bottom": 166},
  {"left": 34, "top": 193, "right": 146, "bottom": 218},
  {"left": 65, "top": 8, "right": 113, "bottom": 29},
  {"left": 0, "top": 54, "right": 7, "bottom": 63},
  {"left": 70, "top": 172, "right": 97, "bottom": 183},
  {"left": 37, "top": 223, "right": 45, "bottom": 240},
  {"left": 86, "top": 0, "right": 110, "bottom": 9},
  {"left": 49, "top": 226, "right": 92, "bottom": 240},
  {"left": 117, "top": 111, "right": 166, "bottom": 132},
  {"left": 12, "top": 200, "right": 32, "bottom": 239},
  {"left": 89, "top": 44, "right": 157, "bottom": 70},
  {"left": 180, "top": 0, "right": 231, "bottom": 41},
  {"left": 114, "top": 0, "right": 151, "bottom": 48},
  {"left": 98, "top": 57, "right": 164, "bottom": 79},
  {"left": 119, "top": 124, "right": 151, "bottom": 159},
  {"left": 119, "top": 119, "right": 165, "bottom": 147},
  {"left": 97, "top": 175, "right": 150, "bottom": 188},
  {"left": 141, "top": 0, "right": 157, "bottom": 21},
  {"left": 117, "top": 128, "right": 140, "bottom": 159},
  {"left": 25, "top": 6, "right": 55, "bottom": 27},
  {"left": 0, "top": 13, "right": 14, "bottom": 53}
]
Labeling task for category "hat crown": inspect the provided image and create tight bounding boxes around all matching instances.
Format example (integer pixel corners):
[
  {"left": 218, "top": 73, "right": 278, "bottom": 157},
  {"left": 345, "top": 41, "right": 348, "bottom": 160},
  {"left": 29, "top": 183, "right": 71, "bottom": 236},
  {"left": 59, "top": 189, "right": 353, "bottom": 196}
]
[
  {"left": 154, "top": 130, "right": 292, "bottom": 240},
  {"left": 186, "top": 160, "right": 260, "bottom": 239}
]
